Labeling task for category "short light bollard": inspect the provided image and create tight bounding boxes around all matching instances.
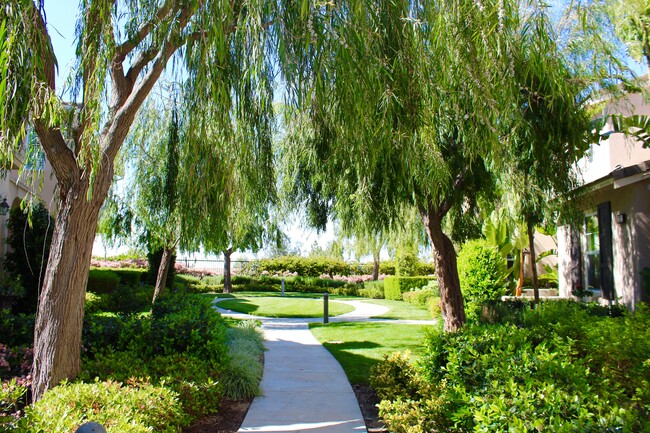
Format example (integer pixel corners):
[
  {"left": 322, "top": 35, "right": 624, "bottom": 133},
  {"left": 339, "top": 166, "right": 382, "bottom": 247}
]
[
  {"left": 75, "top": 422, "right": 107, "bottom": 433},
  {"left": 323, "top": 291, "right": 329, "bottom": 324},
  {"left": 281, "top": 277, "right": 285, "bottom": 297}
]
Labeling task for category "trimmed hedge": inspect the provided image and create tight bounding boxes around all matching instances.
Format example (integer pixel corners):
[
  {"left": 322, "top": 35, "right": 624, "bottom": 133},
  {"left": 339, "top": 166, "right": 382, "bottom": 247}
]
[
  {"left": 87, "top": 268, "right": 120, "bottom": 294},
  {"left": 256, "top": 256, "right": 352, "bottom": 277},
  {"left": 384, "top": 276, "right": 435, "bottom": 300}
]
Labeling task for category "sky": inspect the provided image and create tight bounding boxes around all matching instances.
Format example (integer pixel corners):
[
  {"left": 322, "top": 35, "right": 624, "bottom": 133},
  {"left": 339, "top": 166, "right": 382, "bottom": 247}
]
[{"left": 43, "top": 0, "right": 645, "bottom": 261}]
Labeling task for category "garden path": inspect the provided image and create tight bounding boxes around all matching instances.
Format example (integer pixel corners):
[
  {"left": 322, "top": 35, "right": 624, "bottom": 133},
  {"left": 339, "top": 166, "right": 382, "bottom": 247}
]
[{"left": 212, "top": 298, "right": 435, "bottom": 432}]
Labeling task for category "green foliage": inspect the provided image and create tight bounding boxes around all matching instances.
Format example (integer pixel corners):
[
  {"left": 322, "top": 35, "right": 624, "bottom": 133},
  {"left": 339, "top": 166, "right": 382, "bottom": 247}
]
[
  {"left": 379, "top": 261, "right": 396, "bottom": 276},
  {"left": 21, "top": 380, "right": 188, "bottom": 432},
  {"left": 147, "top": 248, "right": 176, "bottom": 288},
  {"left": 5, "top": 202, "right": 53, "bottom": 314},
  {"left": 113, "top": 269, "right": 146, "bottom": 286},
  {"left": 457, "top": 239, "right": 508, "bottom": 318},
  {"left": 358, "top": 281, "right": 385, "bottom": 299},
  {"left": 396, "top": 248, "right": 418, "bottom": 277},
  {"left": 370, "top": 352, "right": 423, "bottom": 403},
  {"left": 0, "top": 310, "right": 34, "bottom": 348},
  {"left": 383, "top": 276, "right": 434, "bottom": 301},
  {"left": 87, "top": 268, "right": 120, "bottom": 294},
  {"left": 255, "top": 256, "right": 352, "bottom": 277},
  {"left": 0, "top": 378, "right": 28, "bottom": 428},
  {"left": 373, "top": 302, "right": 650, "bottom": 433},
  {"left": 221, "top": 321, "right": 265, "bottom": 400},
  {"left": 229, "top": 274, "right": 347, "bottom": 294}
]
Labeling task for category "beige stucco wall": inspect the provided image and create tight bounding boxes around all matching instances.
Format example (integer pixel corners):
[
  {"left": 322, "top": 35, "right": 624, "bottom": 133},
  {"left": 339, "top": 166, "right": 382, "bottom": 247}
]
[{"left": 0, "top": 156, "right": 58, "bottom": 266}]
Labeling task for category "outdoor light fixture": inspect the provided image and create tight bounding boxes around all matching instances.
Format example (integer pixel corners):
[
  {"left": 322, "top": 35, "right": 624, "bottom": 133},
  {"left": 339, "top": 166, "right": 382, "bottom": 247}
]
[
  {"left": 0, "top": 198, "right": 9, "bottom": 216},
  {"left": 616, "top": 212, "right": 627, "bottom": 224}
]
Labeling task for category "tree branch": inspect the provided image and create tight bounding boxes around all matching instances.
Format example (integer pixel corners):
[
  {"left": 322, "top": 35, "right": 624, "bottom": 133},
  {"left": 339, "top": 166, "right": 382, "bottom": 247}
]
[
  {"left": 114, "top": 0, "right": 175, "bottom": 62},
  {"left": 31, "top": 4, "right": 78, "bottom": 189}
]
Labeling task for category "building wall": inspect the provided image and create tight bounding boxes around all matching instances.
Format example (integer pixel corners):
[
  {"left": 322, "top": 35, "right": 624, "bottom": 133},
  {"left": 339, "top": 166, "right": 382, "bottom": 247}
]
[
  {"left": 0, "top": 155, "right": 58, "bottom": 266},
  {"left": 558, "top": 177, "right": 650, "bottom": 309}
]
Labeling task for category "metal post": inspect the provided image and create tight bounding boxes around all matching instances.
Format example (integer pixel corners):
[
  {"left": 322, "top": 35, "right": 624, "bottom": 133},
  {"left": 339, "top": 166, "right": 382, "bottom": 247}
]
[
  {"left": 281, "top": 278, "right": 285, "bottom": 296},
  {"left": 323, "top": 291, "right": 329, "bottom": 324}
]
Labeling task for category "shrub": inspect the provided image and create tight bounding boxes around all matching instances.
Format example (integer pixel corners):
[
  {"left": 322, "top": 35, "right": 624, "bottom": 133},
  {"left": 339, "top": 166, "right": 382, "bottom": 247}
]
[
  {"left": 5, "top": 203, "right": 54, "bottom": 315},
  {"left": 402, "top": 288, "right": 437, "bottom": 306},
  {"left": 256, "top": 256, "right": 352, "bottom": 277},
  {"left": 22, "top": 380, "right": 188, "bottom": 432},
  {"left": 415, "top": 261, "right": 435, "bottom": 276},
  {"left": 358, "top": 281, "right": 384, "bottom": 299},
  {"left": 457, "top": 239, "right": 507, "bottom": 318},
  {"left": 396, "top": 249, "right": 418, "bottom": 277},
  {"left": 373, "top": 302, "right": 650, "bottom": 433},
  {"left": 0, "top": 378, "right": 28, "bottom": 429},
  {"left": 87, "top": 268, "right": 120, "bottom": 294},
  {"left": 379, "top": 261, "right": 396, "bottom": 275},
  {"left": 221, "top": 321, "right": 265, "bottom": 400},
  {"left": 113, "top": 268, "right": 146, "bottom": 286},
  {"left": 383, "top": 276, "right": 434, "bottom": 300}
]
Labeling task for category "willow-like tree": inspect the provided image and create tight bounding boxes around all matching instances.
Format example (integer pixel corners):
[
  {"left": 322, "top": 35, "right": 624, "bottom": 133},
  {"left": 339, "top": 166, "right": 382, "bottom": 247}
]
[
  {"left": 1, "top": 0, "right": 275, "bottom": 400},
  {"left": 278, "top": 0, "right": 602, "bottom": 331}
]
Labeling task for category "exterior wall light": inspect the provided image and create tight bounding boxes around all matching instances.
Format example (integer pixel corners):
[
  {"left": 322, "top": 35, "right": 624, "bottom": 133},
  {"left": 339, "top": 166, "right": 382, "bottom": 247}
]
[{"left": 0, "top": 198, "right": 9, "bottom": 216}]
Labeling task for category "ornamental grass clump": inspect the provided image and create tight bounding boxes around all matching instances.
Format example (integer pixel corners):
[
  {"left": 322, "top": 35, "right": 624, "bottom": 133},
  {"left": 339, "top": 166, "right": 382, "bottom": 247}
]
[{"left": 221, "top": 321, "right": 265, "bottom": 400}]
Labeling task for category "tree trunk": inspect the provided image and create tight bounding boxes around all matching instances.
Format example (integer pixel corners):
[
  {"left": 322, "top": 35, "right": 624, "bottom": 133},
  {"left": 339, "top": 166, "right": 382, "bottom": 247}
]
[
  {"left": 152, "top": 246, "right": 174, "bottom": 304},
  {"left": 515, "top": 249, "right": 525, "bottom": 297},
  {"left": 223, "top": 248, "right": 233, "bottom": 294},
  {"left": 32, "top": 174, "right": 110, "bottom": 402},
  {"left": 372, "top": 249, "right": 380, "bottom": 281},
  {"left": 527, "top": 219, "right": 539, "bottom": 303},
  {"left": 421, "top": 207, "right": 466, "bottom": 332}
]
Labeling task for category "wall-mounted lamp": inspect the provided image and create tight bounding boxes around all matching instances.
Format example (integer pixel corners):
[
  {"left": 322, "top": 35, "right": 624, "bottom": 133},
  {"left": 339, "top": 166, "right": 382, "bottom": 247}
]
[
  {"left": 0, "top": 198, "right": 9, "bottom": 216},
  {"left": 615, "top": 212, "right": 627, "bottom": 224}
]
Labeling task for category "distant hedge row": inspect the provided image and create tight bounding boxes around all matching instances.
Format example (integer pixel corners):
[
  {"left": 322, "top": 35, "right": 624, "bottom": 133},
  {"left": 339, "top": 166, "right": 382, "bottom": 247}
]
[{"left": 241, "top": 256, "right": 434, "bottom": 278}]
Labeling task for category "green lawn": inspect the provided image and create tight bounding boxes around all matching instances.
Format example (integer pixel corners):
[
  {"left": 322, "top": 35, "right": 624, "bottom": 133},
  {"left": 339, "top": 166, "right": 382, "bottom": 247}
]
[
  {"left": 215, "top": 296, "right": 356, "bottom": 318},
  {"left": 310, "top": 322, "right": 435, "bottom": 384},
  {"left": 363, "top": 299, "right": 434, "bottom": 320}
]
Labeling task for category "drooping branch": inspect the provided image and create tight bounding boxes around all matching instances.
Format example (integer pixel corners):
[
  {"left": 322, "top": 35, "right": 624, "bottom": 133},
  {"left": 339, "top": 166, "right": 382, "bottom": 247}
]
[{"left": 114, "top": 0, "right": 176, "bottom": 62}]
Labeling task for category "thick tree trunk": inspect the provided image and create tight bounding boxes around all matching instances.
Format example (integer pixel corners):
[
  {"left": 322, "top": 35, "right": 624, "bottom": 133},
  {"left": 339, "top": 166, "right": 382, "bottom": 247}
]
[
  {"left": 372, "top": 250, "right": 380, "bottom": 281},
  {"left": 223, "top": 248, "right": 233, "bottom": 294},
  {"left": 421, "top": 207, "right": 466, "bottom": 332},
  {"left": 32, "top": 174, "right": 110, "bottom": 402},
  {"left": 527, "top": 219, "right": 539, "bottom": 303},
  {"left": 152, "top": 246, "right": 174, "bottom": 304}
]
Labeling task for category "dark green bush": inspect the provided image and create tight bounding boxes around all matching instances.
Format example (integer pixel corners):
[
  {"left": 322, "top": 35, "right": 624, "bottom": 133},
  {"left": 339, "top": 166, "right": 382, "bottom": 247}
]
[
  {"left": 396, "top": 249, "right": 418, "bottom": 277},
  {"left": 113, "top": 268, "right": 146, "bottom": 286},
  {"left": 383, "top": 276, "right": 434, "bottom": 300},
  {"left": 5, "top": 203, "right": 54, "bottom": 315},
  {"left": 457, "top": 238, "right": 508, "bottom": 318},
  {"left": 0, "top": 310, "right": 34, "bottom": 348},
  {"left": 373, "top": 302, "right": 650, "bottom": 433},
  {"left": 87, "top": 268, "right": 120, "bottom": 294}
]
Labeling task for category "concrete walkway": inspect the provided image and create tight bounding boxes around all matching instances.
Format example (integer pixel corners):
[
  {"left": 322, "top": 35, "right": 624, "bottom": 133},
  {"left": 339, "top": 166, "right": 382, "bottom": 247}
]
[{"left": 213, "top": 298, "right": 435, "bottom": 433}]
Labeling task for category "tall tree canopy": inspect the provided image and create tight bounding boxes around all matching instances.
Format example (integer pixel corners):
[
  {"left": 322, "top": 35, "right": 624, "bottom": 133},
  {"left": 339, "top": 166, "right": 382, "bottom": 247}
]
[
  {"left": 1, "top": 0, "right": 275, "bottom": 400},
  {"left": 278, "top": 0, "right": 616, "bottom": 331}
]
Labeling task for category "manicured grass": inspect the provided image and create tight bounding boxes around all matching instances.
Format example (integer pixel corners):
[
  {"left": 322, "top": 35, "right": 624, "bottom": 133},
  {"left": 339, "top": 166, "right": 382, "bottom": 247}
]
[
  {"left": 363, "top": 299, "right": 433, "bottom": 320},
  {"left": 216, "top": 296, "right": 356, "bottom": 318},
  {"left": 310, "top": 322, "right": 434, "bottom": 384}
]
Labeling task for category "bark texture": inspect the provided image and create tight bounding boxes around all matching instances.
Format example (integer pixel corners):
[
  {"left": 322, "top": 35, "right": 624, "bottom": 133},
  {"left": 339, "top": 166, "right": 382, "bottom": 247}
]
[
  {"left": 31, "top": 171, "right": 111, "bottom": 402},
  {"left": 527, "top": 219, "right": 539, "bottom": 303},
  {"left": 421, "top": 205, "right": 466, "bottom": 332},
  {"left": 152, "top": 246, "right": 174, "bottom": 304},
  {"left": 372, "top": 250, "right": 380, "bottom": 281},
  {"left": 223, "top": 248, "right": 232, "bottom": 294}
]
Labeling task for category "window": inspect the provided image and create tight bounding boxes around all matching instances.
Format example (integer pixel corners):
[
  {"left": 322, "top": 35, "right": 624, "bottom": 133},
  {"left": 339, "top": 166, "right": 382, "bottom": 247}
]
[{"left": 584, "top": 214, "right": 600, "bottom": 290}]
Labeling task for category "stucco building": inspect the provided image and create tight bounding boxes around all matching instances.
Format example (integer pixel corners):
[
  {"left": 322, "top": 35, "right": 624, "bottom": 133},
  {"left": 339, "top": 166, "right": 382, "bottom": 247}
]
[{"left": 557, "top": 90, "right": 650, "bottom": 309}]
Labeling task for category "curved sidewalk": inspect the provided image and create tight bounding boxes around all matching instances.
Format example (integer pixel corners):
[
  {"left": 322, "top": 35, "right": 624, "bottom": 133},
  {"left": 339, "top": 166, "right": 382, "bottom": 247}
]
[{"left": 213, "top": 298, "right": 435, "bottom": 433}]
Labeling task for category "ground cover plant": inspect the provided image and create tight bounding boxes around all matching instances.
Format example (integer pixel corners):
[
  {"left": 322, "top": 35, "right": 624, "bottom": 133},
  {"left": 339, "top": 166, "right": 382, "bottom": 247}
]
[
  {"left": 0, "top": 271, "right": 264, "bottom": 432},
  {"left": 372, "top": 301, "right": 650, "bottom": 432},
  {"left": 310, "top": 322, "right": 434, "bottom": 384},
  {"left": 216, "top": 296, "right": 356, "bottom": 318}
]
